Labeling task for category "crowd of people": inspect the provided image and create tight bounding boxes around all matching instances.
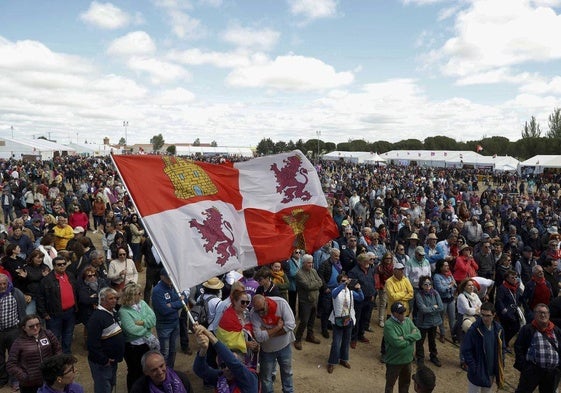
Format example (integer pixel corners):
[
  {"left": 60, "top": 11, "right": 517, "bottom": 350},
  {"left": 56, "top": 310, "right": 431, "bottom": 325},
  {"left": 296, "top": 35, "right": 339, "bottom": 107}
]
[{"left": 1, "top": 154, "right": 561, "bottom": 392}]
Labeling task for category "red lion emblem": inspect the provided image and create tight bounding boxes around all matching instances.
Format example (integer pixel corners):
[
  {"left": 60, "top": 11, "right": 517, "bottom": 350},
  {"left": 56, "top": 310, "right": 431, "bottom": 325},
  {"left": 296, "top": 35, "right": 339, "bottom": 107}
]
[
  {"left": 189, "top": 206, "right": 236, "bottom": 266},
  {"left": 270, "top": 155, "right": 312, "bottom": 203}
]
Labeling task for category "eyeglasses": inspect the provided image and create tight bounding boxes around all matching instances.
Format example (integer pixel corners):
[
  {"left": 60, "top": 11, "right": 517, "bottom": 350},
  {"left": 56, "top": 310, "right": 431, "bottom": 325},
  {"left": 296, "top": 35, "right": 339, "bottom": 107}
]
[
  {"left": 240, "top": 300, "right": 250, "bottom": 305},
  {"left": 55, "top": 263, "right": 66, "bottom": 267},
  {"left": 86, "top": 274, "right": 96, "bottom": 277},
  {"left": 26, "top": 323, "right": 41, "bottom": 329},
  {"left": 422, "top": 283, "right": 432, "bottom": 287},
  {"left": 480, "top": 313, "right": 494, "bottom": 318},
  {"left": 62, "top": 366, "right": 76, "bottom": 375},
  {"left": 536, "top": 311, "right": 550, "bottom": 316}
]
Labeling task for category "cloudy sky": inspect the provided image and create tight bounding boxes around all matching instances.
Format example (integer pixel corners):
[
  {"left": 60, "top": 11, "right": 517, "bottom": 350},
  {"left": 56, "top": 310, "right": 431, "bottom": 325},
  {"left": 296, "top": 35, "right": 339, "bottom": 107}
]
[{"left": 1, "top": 0, "right": 560, "bottom": 148}]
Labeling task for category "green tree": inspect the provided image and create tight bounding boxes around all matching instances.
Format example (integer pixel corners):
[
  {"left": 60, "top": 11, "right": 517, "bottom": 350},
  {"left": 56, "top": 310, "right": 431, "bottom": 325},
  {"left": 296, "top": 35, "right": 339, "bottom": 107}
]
[
  {"left": 211, "top": 140, "right": 217, "bottom": 147},
  {"left": 325, "top": 142, "right": 336, "bottom": 152},
  {"left": 424, "top": 136, "right": 457, "bottom": 150},
  {"left": 193, "top": 138, "right": 201, "bottom": 146},
  {"left": 150, "top": 134, "right": 165, "bottom": 152},
  {"left": 275, "top": 141, "right": 288, "bottom": 153},
  {"left": 118, "top": 137, "right": 126, "bottom": 146},
  {"left": 349, "top": 139, "right": 369, "bottom": 151},
  {"left": 521, "top": 116, "right": 541, "bottom": 138},
  {"left": 547, "top": 108, "right": 561, "bottom": 138},
  {"left": 286, "top": 140, "right": 296, "bottom": 151},
  {"left": 295, "top": 139, "right": 305, "bottom": 153},
  {"left": 256, "top": 138, "right": 275, "bottom": 155},
  {"left": 370, "top": 141, "right": 392, "bottom": 153},
  {"left": 166, "top": 145, "right": 176, "bottom": 155},
  {"left": 393, "top": 139, "right": 424, "bottom": 150}
]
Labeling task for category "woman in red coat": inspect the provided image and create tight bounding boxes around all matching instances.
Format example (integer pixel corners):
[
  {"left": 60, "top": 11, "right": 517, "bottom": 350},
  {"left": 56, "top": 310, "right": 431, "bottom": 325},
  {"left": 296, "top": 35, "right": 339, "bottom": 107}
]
[{"left": 453, "top": 244, "right": 479, "bottom": 283}]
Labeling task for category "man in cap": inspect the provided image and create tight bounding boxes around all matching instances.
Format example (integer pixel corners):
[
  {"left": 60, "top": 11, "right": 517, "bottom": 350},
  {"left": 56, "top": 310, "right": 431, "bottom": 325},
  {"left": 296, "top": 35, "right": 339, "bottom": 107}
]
[
  {"left": 515, "top": 245, "right": 537, "bottom": 285},
  {"left": 474, "top": 240, "right": 496, "bottom": 282},
  {"left": 412, "top": 366, "right": 436, "bottom": 393},
  {"left": 405, "top": 246, "right": 431, "bottom": 289},
  {"left": 382, "top": 262, "right": 414, "bottom": 361},
  {"left": 151, "top": 269, "right": 186, "bottom": 368},
  {"left": 383, "top": 301, "right": 421, "bottom": 393},
  {"left": 424, "top": 233, "right": 439, "bottom": 273}
]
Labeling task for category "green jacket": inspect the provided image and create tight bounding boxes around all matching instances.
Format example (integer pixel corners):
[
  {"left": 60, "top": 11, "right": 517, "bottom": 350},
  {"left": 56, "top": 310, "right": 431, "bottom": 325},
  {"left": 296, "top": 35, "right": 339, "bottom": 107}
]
[
  {"left": 383, "top": 316, "right": 421, "bottom": 365},
  {"left": 118, "top": 300, "right": 157, "bottom": 342}
]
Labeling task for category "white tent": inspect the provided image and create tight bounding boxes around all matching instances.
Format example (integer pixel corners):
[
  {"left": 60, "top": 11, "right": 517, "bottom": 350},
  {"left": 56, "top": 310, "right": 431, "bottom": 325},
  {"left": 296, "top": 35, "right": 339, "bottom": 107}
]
[
  {"left": 175, "top": 145, "right": 254, "bottom": 158},
  {"left": 493, "top": 155, "right": 520, "bottom": 172},
  {"left": 321, "top": 151, "right": 374, "bottom": 163},
  {"left": 518, "top": 155, "right": 561, "bottom": 175},
  {"left": 362, "top": 152, "right": 386, "bottom": 164},
  {"left": 0, "top": 137, "right": 75, "bottom": 160},
  {"left": 381, "top": 150, "right": 494, "bottom": 169}
]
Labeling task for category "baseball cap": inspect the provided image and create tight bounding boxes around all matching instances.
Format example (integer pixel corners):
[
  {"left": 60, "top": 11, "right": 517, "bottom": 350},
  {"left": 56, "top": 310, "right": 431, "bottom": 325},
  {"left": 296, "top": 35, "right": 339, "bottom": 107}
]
[
  {"left": 73, "top": 226, "right": 85, "bottom": 234},
  {"left": 391, "top": 302, "right": 407, "bottom": 314},
  {"left": 412, "top": 366, "right": 436, "bottom": 391},
  {"left": 415, "top": 246, "right": 426, "bottom": 256},
  {"left": 394, "top": 262, "right": 405, "bottom": 270}
]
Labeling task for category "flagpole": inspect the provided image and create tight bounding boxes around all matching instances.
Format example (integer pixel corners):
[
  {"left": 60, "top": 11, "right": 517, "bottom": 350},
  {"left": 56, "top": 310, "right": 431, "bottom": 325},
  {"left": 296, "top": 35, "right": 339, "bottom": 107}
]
[{"left": 110, "top": 153, "right": 197, "bottom": 324}]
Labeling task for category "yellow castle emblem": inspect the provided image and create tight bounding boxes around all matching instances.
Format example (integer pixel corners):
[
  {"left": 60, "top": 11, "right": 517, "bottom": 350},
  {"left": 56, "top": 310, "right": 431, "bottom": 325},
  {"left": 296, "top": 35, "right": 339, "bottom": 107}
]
[{"left": 162, "top": 156, "right": 218, "bottom": 199}]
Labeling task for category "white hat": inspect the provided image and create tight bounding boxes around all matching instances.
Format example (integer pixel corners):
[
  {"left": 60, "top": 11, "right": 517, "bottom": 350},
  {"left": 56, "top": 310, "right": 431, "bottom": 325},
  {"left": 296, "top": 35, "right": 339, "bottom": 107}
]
[
  {"left": 73, "top": 226, "right": 85, "bottom": 234},
  {"left": 462, "top": 316, "right": 476, "bottom": 333}
]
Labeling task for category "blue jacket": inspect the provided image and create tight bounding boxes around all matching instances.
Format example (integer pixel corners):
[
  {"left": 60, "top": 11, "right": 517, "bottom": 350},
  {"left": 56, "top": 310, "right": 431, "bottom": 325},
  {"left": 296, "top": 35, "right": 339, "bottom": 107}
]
[
  {"left": 460, "top": 318, "right": 505, "bottom": 388},
  {"left": 414, "top": 289, "right": 443, "bottom": 329},
  {"left": 152, "top": 280, "right": 183, "bottom": 328}
]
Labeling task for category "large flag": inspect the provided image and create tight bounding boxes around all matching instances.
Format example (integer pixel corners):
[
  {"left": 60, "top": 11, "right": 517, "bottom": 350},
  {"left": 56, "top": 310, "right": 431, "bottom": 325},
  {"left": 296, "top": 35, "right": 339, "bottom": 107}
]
[{"left": 112, "top": 151, "right": 338, "bottom": 289}]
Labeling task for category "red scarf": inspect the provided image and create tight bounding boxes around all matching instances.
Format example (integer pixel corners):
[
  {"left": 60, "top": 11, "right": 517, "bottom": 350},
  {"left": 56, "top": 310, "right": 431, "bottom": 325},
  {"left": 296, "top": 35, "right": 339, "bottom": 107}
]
[
  {"left": 532, "top": 319, "right": 555, "bottom": 339},
  {"left": 503, "top": 280, "right": 519, "bottom": 292},
  {"left": 261, "top": 297, "right": 280, "bottom": 326}
]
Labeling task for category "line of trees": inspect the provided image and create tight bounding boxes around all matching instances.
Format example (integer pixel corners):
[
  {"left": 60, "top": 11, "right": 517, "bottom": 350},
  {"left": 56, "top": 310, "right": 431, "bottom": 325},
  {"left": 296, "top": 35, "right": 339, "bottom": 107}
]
[{"left": 256, "top": 108, "right": 561, "bottom": 160}]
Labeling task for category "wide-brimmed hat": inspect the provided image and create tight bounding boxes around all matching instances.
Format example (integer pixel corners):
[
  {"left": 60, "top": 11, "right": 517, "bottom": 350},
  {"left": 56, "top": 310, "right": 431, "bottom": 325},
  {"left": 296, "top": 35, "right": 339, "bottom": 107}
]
[
  {"left": 462, "top": 316, "right": 476, "bottom": 333},
  {"left": 408, "top": 233, "right": 419, "bottom": 241},
  {"left": 203, "top": 277, "right": 224, "bottom": 290},
  {"left": 459, "top": 244, "right": 471, "bottom": 252},
  {"left": 426, "top": 233, "right": 438, "bottom": 240}
]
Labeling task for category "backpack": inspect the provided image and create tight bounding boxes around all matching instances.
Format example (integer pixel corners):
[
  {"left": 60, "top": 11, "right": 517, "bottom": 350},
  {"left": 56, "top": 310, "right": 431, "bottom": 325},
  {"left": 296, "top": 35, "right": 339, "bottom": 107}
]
[{"left": 190, "top": 295, "right": 217, "bottom": 327}]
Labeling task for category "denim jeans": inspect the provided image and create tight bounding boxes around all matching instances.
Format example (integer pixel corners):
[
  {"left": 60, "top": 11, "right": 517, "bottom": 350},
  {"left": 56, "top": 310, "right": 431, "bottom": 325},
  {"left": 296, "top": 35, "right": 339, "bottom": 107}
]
[
  {"left": 260, "top": 344, "right": 294, "bottom": 393},
  {"left": 439, "top": 299, "right": 456, "bottom": 338},
  {"left": 157, "top": 322, "right": 179, "bottom": 368},
  {"left": 88, "top": 360, "right": 118, "bottom": 393},
  {"left": 46, "top": 308, "right": 75, "bottom": 354},
  {"left": 328, "top": 322, "right": 353, "bottom": 365}
]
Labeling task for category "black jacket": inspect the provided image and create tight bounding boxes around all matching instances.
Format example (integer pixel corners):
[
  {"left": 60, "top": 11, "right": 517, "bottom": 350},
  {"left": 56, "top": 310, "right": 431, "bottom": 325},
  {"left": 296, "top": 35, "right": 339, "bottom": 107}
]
[{"left": 36, "top": 271, "right": 77, "bottom": 318}]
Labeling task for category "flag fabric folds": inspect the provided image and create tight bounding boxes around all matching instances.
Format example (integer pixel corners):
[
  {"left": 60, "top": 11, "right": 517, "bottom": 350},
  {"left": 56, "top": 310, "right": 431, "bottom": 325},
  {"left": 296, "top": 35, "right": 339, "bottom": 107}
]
[{"left": 112, "top": 150, "right": 338, "bottom": 289}]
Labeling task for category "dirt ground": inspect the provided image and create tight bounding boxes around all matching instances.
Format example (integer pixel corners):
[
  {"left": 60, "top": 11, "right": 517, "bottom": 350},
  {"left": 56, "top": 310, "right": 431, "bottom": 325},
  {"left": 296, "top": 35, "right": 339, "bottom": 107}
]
[{"left": 1, "top": 229, "right": 522, "bottom": 393}]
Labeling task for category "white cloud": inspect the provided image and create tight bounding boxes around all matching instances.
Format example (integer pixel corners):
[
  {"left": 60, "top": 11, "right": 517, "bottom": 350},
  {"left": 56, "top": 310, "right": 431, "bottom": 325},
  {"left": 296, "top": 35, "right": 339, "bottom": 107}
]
[
  {"left": 222, "top": 26, "right": 280, "bottom": 50},
  {"left": 288, "top": 0, "right": 337, "bottom": 20},
  {"left": 167, "top": 48, "right": 254, "bottom": 68},
  {"left": 127, "top": 57, "right": 190, "bottom": 84},
  {"left": 79, "top": 2, "right": 130, "bottom": 30},
  {"left": 226, "top": 54, "right": 354, "bottom": 91},
  {"left": 429, "top": 0, "right": 561, "bottom": 80},
  {"left": 107, "top": 31, "right": 157, "bottom": 57},
  {"left": 151, "top": 0, "right": 206, "bottom": 39},
  {"left": 154, "top": 88, "right": 196, "bottom": 105},
  {"left": 519, "top": 76, "right": 561, "bottom": 95}
]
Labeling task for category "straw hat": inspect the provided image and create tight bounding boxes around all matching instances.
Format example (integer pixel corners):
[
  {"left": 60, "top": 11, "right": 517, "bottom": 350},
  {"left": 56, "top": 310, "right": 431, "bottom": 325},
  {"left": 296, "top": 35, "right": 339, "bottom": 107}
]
[{"left": 202, "top": 277, "right": 224, "bottom": 290}]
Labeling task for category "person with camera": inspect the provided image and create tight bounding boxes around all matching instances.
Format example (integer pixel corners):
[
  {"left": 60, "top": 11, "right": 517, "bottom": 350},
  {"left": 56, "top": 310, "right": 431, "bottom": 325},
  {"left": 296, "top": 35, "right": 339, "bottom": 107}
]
[
  {"left": 348, "top": 252, "right": 376, "bottom": 348},
  {"left": 326, "top": 273, "right": 363, "bottom": 373}
]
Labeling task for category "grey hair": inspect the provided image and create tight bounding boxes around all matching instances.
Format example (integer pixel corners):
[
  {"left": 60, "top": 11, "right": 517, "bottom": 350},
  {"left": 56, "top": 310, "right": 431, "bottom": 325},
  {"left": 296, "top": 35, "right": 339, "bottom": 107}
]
[
  {"left": 141, "top": 350, "right": 164, "bottom": 371},
  {"left": 302, "top": 254, "right": 313, "bottom": 264},
  {"left": 99, "top": 287, "right": 117, "bottom": 302},
  {"left": 90, "top": 250, "right": 104, "bottom": 259}
]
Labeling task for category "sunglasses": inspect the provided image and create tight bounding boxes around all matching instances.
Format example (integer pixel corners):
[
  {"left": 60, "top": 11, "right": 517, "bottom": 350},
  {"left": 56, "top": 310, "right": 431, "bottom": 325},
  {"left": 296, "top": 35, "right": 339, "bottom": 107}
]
[
  {"left": 55, "top": 263, "right": 66, "bottom": 267},
  {"left": 240, "top": 300, "right": 250, "bottom": 306}
]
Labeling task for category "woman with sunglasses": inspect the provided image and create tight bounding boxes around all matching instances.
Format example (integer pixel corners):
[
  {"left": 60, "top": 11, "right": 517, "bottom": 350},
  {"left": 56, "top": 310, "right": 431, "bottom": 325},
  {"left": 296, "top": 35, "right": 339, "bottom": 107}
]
[
  {"left": 77, "top": 266, "right": 108, "bottom": 347},
  {"left": 37, "top": 354, "right": 84, "bottom": 393},
  {"left": 118, "top": 282, "right": 157, "bottom": 391},
  {"left": 107, "top": 246, "right": 138, "bottom": 292},
  {"left": 414, "top": 276, "right": 444, "bottom": 368},
  {"left": 7, "top": 314, "right": 62, "bottom": 393},
  {"left": 215, "top": 286, "right": 259, "bottom": 369}
]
